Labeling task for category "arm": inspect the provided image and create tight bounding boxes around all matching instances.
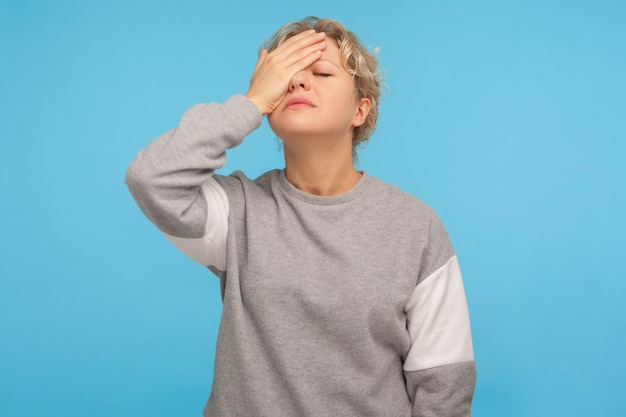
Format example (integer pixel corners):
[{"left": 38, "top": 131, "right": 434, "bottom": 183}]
[
  {"left": 403, "top": 219, "right": 476, "bottom": 416},
  {"left": 125, "top": 95, "right": 262, "bottom": 269},
  {"left": 125, "top": 30, "right": 328, "bottom": 269}
]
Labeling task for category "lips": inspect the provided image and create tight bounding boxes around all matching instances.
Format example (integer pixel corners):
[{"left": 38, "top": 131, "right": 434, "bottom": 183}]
[{"left": 283, "top": 97, "right": 314, "bottom": 110}]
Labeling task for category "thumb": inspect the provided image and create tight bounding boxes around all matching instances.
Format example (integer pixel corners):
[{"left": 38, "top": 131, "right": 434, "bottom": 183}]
[{"left": 254, "top": 49, "right": 268, "bottom": 71}]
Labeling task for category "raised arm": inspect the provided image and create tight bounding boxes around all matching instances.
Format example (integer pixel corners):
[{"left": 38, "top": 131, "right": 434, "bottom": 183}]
[
  {"left": 125, "top": 96, "right": 262, "bottom": 269},
  {"left": 125, "top": 30, "right": 328, "bottom": 270}
]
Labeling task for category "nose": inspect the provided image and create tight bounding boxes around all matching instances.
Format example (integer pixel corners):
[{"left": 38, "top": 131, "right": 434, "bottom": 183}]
[{"left": 288, "top": 71, "right": 311, "bottom": 92}]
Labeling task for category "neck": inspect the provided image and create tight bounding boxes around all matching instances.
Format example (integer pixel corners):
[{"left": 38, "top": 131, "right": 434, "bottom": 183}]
[{"left": 283, "top": 137, "right": 361, "bottom": 196}]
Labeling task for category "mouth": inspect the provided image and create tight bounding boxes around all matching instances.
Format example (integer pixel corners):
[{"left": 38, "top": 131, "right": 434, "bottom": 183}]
[{"left": 284, "top": 97, "right": 314, "bottom": 110}]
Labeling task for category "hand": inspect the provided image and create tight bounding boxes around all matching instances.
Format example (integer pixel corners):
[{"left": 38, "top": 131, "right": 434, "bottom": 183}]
[{"left": 245, "top": 30, "right": 326, "bottom": 115}]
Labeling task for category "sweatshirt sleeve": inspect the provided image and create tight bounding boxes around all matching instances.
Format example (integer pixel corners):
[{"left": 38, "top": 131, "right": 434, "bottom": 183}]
[
  {"left": 403, "top": 216, "right": 476, "bottom": 416},
  {"left": 125, "top": 95, "right": 262, "bottom": 269}
]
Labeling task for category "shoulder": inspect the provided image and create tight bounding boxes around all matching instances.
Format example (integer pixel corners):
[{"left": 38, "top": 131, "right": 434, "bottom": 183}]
[
  {"left": 213, "top": 169, "right": 280, "bottom": 205},
  {"left": 365, "top": 174, "right": 454, "bottom": 272},
  {"left": 366, "top": 174, "right": 440, "bottom": 223},
  {"left": 214, "top": 169, "right": 277, "bottom": 188}
]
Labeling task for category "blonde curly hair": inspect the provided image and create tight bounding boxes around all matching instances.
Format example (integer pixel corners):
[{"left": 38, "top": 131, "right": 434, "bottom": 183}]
[{"left": 261, "top": 17, "right": 381, "bottom": 153}]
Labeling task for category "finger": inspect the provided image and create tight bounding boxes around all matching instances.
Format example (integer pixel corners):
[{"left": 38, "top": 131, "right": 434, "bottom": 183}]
[
  {"left": 280, "top": 29, "right": 324, "bottom": 49},
  {"left": 267, "top": 38, "right": 326, "bottom": 74},
  {"left": 272, "top": 30, "right": 326, "bottom": 60},
  {"left": 282, "top": 41, "right": 326, "bottom": 71},
  {"left": 264, "top": 31, "right": 326, "bottom": 75},
  {"left": 254, "top": 49, "right": 268, "bottom": 71}
]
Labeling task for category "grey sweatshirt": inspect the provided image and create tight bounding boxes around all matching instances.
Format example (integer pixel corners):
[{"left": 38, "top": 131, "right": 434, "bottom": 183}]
[{"left": 126, "top": 95, "right": 476, "bottom": 416}]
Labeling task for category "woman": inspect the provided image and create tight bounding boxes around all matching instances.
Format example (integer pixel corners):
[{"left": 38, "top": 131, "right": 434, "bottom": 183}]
[{"left": 126, "top": 16, "right": 476, "bottom": 417}]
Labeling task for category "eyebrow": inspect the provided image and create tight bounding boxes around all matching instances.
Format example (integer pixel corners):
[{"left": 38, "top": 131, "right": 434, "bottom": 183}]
[{"left": 316, "top": 59, "right": 342, "bottom": 69}]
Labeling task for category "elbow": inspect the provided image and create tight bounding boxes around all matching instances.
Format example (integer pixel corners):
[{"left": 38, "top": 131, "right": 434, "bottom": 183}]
[
  {"left": 124, "top": 158, "right": 160, "bottom": 221},
  {"left": 125, "top": 156, "right": 152, "bottom": 199}
]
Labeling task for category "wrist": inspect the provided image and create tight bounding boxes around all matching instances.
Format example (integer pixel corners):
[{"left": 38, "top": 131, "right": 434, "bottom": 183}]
[{"left": 244, "top": 93, "right": 269, "bottom": 116}]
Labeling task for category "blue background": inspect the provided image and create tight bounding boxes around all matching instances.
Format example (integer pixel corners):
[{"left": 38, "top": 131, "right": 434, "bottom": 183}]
[{"left": 1, "top": 0, "right": 625, "bottom": 416}]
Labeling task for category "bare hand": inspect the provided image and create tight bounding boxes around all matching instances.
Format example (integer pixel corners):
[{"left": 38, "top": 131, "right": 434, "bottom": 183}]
[{"left": 245, "top": 30, "right": 327, "bottom": 115}]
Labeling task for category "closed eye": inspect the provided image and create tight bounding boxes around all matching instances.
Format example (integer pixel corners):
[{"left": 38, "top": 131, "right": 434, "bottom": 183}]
[{"left": 314, "top": 73, "right": 332, "bottom": 77}]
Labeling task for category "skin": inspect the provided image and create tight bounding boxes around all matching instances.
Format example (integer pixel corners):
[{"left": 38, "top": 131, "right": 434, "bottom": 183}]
[{"left": 245, "top": 30, "right": 371, "bottom": 196}]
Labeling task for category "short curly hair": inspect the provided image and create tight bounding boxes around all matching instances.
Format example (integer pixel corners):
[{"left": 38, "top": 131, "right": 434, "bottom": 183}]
[{"left": 261, "top": 17, "right": 381, "bottom": 152}]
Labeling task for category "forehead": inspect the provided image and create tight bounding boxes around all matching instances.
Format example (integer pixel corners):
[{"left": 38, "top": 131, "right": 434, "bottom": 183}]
[{"left": 318, "top": 38, "right": 343, "bottom": 67}]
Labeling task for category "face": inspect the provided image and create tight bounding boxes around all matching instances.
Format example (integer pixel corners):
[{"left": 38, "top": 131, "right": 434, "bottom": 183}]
[{"left": 268, "top": 38, "right": 370, "bottom": 145}]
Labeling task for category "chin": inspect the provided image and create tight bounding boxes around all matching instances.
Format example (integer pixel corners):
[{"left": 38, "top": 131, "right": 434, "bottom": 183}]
[{"left": 268, "top": 120, "right": 318, "bottom": 141}]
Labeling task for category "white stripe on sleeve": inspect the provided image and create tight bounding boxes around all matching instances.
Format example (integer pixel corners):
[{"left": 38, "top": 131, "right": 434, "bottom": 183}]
[
  {"left": 163, "top": 177, "right": 229, "bottom": 270},
  {"left": 403, "top": 255, "right": 474, "bottom": 372}
]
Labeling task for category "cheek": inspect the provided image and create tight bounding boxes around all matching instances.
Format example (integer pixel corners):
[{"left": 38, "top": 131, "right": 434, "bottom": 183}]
[
  {"left": 267, "top": 108, "right": 284, "bottom": 125},
  {"left": 325, "top": 84, "right": 357, "bottom": 109},
  {"left": 267, "top": 113, "right": 279, "bottom": 132}
]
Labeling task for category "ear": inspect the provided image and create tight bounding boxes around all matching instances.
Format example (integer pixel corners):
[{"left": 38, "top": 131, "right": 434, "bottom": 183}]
[{"left": 351, "top": 97, "right": 371, "bottom": 127}]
